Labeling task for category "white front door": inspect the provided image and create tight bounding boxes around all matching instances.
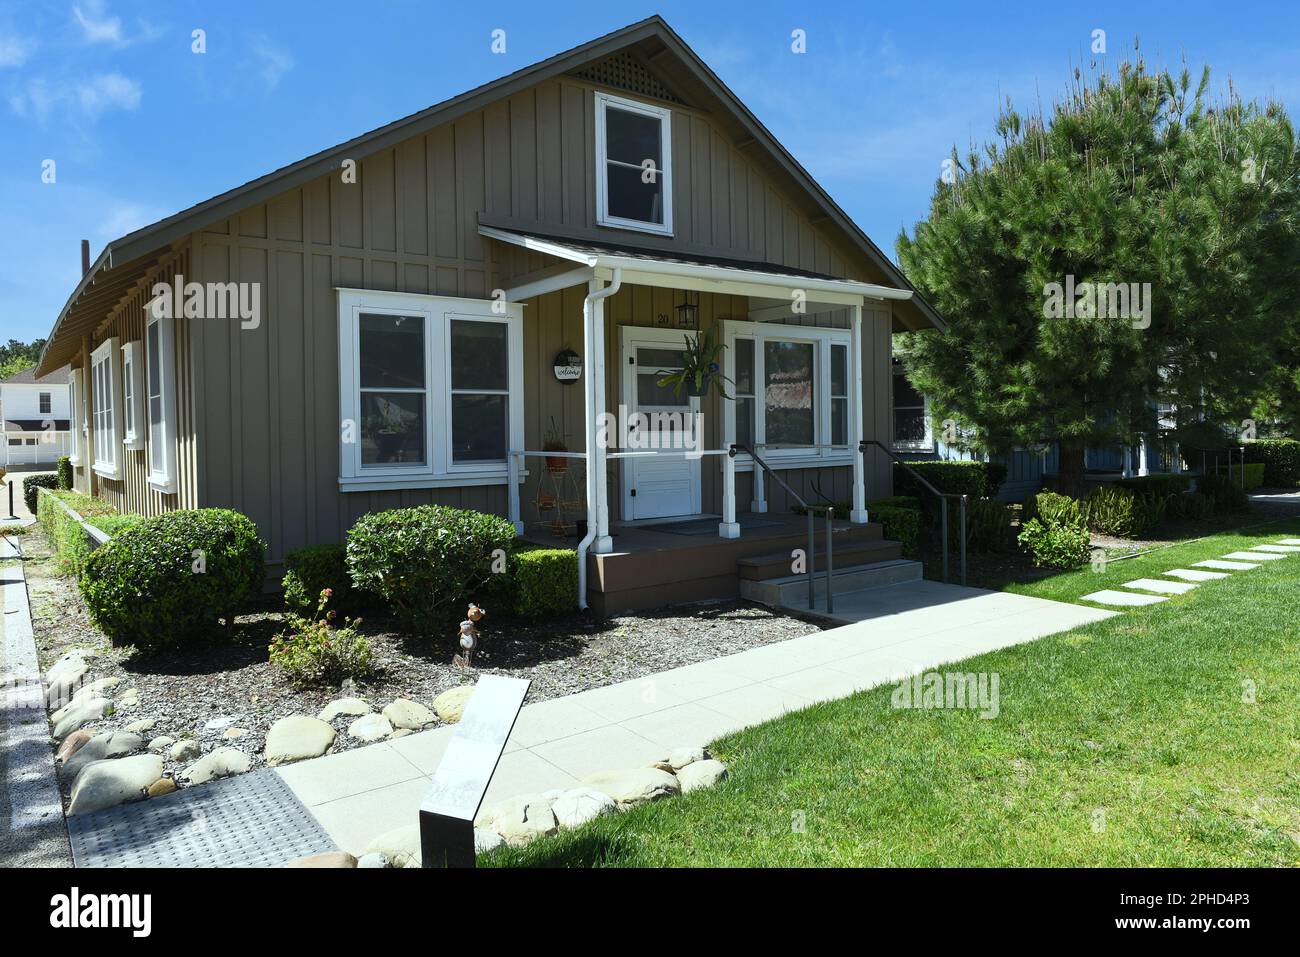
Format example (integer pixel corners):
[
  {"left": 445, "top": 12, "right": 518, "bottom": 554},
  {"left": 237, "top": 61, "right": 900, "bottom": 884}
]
[{"left": 620, "top": 326, "right": 703, "bottom": 520}]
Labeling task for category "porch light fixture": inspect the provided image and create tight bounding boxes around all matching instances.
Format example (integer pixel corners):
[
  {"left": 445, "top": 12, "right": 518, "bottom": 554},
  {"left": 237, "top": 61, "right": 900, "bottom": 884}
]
[{"left": 676, "top": 291, "right": 699, "bottom": 329}]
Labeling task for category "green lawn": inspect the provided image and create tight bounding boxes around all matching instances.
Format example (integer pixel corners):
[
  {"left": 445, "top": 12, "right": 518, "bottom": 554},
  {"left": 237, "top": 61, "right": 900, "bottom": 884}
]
[{"left": 492, "top": 519, "right": 1300, "bottom": 867}]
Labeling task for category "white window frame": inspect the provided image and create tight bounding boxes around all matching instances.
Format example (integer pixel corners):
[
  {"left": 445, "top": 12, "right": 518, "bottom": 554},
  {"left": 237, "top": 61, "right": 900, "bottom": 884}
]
[
  {"left": 336, "top": 288, "right": 524, "bottom": 492},
  {"left": 38, "top": 391, "right": 51, "bottom": 415},
  {"left": 90, "top": 337, "right": 123, "bottom": 479},
  {"left": 68, "top": 368, "right": 85, "bottom": 465},
  {"left": 121, "top": 340, "right": 144, "bottom": 450},
  {"left": 145, "top": 312, "right": 179, "bottom": 493},
  {"left": 721, "top": 319, "right": 855, "bottom": 471},
  {"left": 890, "top": 360, "right": 933, "bottom": 453},
  {"left": 594, "top": 91, "right": 673, "bottom": 236}
]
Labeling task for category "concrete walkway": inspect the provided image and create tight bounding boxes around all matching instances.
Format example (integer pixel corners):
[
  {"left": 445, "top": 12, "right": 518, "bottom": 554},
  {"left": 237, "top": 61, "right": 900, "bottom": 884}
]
[{"left": 277, "top": 581, "right": 1114, "bottom": 855}]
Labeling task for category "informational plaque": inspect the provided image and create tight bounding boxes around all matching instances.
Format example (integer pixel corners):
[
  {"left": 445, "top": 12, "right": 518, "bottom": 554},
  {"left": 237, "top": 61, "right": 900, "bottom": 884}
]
[{"left": 418, "top": 674, "right": 530, "bottom": 867}]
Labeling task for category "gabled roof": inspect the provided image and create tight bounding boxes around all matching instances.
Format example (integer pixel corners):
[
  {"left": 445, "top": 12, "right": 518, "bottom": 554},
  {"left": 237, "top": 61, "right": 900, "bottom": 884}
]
[
  {"left": 38, "top": 15, "right": 943, "bottom": 374},
  {"left": 2, "top": 364, "right": 69, "bottom": 385}
]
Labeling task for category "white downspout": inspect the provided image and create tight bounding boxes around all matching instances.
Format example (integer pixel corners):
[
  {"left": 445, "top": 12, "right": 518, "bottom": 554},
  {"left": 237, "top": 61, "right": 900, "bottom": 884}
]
[{"left": 576, "top": 269, "right": 622, "bottom": 610}]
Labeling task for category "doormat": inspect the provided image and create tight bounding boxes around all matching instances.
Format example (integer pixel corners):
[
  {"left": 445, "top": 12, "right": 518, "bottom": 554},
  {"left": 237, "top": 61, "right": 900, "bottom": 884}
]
[
  {"left": 655, "top": 516, "right": 784, "bottom": 536},
  {"left": 67, "top": 768, "right": 336, "bottom": 868}
]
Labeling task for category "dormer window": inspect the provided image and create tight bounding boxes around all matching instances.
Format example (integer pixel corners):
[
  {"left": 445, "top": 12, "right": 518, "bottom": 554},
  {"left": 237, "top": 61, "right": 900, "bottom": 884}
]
[{"left": 595, "top": 92, "right": 672, "bottom": 235}]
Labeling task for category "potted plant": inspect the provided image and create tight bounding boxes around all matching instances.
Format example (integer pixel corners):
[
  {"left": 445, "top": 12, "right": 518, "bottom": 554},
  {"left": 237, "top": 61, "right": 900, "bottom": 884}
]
[
  {"left": 543, "top": 416, "right": 569, "bottom": 473},
  {"left": 656, "top": 325, "right": 733, "bottom": 399}
]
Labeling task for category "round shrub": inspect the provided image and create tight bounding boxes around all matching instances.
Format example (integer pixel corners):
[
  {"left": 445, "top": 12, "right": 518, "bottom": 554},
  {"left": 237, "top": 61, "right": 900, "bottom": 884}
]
[
  {"left": 80, "top": 508, "right": 266, "bottom": 649},
  {"left": 282, "top": 543, "right": 353, "bottom": 614},
  {"left": 22, "top": 473, "right": 59, "bottom": 514},
  {"left": 347, "top": 505, "right": 516, "bottom": 632},
  {"left": 1018, "top": 518, "right": 1091, "bottom": 568}
]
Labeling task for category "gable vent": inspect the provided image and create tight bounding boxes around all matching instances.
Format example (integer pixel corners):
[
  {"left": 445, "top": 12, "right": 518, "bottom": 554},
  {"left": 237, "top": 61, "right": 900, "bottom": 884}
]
[{"left": 570, "top": 51, "right": 682, "bottom": 104}]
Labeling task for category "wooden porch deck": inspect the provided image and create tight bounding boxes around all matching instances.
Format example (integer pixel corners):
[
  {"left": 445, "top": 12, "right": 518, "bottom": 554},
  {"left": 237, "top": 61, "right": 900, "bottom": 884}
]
[{"left": 525, "top": 512, "right": 898, "bottom": 617}]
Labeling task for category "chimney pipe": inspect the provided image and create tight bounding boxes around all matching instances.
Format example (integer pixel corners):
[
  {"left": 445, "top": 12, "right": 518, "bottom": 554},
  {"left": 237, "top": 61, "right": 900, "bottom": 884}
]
[{"left": 81, "top": 239, "right": 90, "bottom": 276}]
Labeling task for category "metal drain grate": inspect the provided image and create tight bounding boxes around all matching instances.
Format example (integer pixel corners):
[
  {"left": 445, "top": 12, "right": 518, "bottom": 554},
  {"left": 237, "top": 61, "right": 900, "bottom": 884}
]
[{"left": 68, "top": 768, "right": 337, "bottom": 868}]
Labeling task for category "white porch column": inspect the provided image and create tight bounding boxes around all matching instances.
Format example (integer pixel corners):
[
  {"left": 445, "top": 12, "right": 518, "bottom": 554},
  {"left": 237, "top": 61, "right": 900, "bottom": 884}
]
[
  {"left": 591, "top": 280, "right": 614, "bottom": 554},
  {"left": 1121, "top": 445, "right": 1134, "bottom": 478},
  {"left": 849, "top": 300, "right": 869, "bottom": 524},
  {"left": 750, "top": 465, "right": 767, "bottom": 513},
  {"left": 507, "top": 452, "right": 523, "bottom": 535},
  {"left": 719, "top": 450, "right": 740, "bottom": 538},
  {"left": 1137, "top": 435, "right": 1150, "bottom": 476}
]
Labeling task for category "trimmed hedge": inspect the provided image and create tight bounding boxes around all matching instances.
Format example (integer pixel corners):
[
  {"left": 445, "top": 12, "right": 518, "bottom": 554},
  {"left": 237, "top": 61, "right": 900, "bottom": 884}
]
[
  {"left": 951, "top": 497, "right": 1012, "bottom": 552},
  {"left": 80, "top": 508, "right": 266, "bottom": 649},
  {"left": 894, "top": 460, "right": 1008, "bottom": 501},
  {"left": 1085, "top": 485, "right": 1166, "bottom": 538},
  {"left": 1165, "top": 490, "right": 1212, "bottom": 522},
  {"left": 1197, "top": 473, "right": 1249, "bottom": 513},
  {"left": 509, "top": 547, "right": 578, "bottom": 619},
  {"left": 346, "top": 505, "right": 516, "bottom": 632},
  {"left": 1115, "top": 473, "right": 1193, "bottom": 497},
  {"left": 1244, "top": 439, "right": 1300, "bottom": 487},
  {"left": 36, "top": 488, "right": 118, "bottom": 576},
  {"left": 871, "top": 505, "right": 920, "bottom": 556},
  {"left": 1213, "top": 462, "right": 1265, "bottom": 490},
  {"left": 282, "top": 543, "right": 353, "bottom": 614},
  {"left": 22, "top": 473, "right": 59, "bottom": 514},
  {"left": 56, "top": 456, "right": 73, "bottom": 490}
]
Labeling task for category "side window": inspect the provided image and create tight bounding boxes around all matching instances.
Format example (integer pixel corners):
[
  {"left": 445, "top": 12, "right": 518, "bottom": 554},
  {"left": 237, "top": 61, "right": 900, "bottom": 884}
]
[{"left": 595, "top": 92, "right": 672, "bottom": 235}]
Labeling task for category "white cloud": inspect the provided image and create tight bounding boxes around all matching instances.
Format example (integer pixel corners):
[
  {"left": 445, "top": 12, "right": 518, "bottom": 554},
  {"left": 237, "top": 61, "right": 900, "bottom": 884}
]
[
  {"left": 77, "top": 71, "right": 141, "bottom": 114},
  {"left": 249, "top": 36, "right": 294, "bottom": 90},
  {"left": 72, "top": 0, "right": 122, "bottom": 45},
  {"left": 98, "top": 202, "right": 168, "bottom": 239},
  {"left": 8, "top": 71, "right": 141, "bottom": 120},
  {"left": 0, "top": 32, "right": 34, "bottom": 67}
]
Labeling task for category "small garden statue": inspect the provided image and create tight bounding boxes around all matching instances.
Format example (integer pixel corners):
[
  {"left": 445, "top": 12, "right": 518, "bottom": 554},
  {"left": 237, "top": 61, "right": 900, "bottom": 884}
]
[{"left": 453, "top": 603, "right": 485, "bottom": 669}]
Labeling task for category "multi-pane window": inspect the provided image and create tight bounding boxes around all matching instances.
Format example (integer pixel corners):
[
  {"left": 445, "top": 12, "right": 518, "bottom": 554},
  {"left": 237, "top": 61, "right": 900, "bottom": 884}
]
[
  {"left": 337, "top": 290, "right": 523, "bottom": 490},
  {"left": 39, "top": 392, "right": 51, "bottom": 414},
  {"left": 891, "top": 359, "right": 932, "bottom": 450},
  {"left": 146, "top": 314, "right": 179, "bottom": 492},
  {"left": 830, "top": 344, "right": 849, "bottom": 448},
  {"left": 68, "top": 368, "right": 84, "bottom": 464},
  {"left": 733, "top": 338, "right": 755, "bottom": 449},
  {"left": 121, "top": 341, "right": 144, "bottom": 449},
  {"left": 595, "top": 92, "right": 672, "bottom": 235},
  {"left": 90, "top": 338, "right": 121, "bottom": 478}
]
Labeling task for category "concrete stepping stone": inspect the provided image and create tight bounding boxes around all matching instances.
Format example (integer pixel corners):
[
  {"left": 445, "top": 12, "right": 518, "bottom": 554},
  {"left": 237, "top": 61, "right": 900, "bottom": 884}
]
[
  {"left": 1223, "top": 551, "right": 1286, "bottom": 561},
  {"left": 1080, "top": 589, "right": 1168, "bottom": 607},
  {"left": 1247, "top": 544, "right": 1300, "bottom": 553},
  {"left": 1194, "top": 559, "right": 1259, "bottom": 570},
  {"left": 1274, "top": 539, "right": 1300, "bottom": 546},
  {"left": 1122, "top": 578, "right": 1197, "bottom": 595},
  {"left": 1163, "top": 568, "right": 1229, "bottom": 582}
]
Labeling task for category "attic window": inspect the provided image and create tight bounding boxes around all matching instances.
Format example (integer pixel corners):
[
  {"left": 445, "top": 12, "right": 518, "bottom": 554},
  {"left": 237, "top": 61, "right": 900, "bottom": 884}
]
[{"left": 595, "top": 92, "right": 672, "bottom": 236}]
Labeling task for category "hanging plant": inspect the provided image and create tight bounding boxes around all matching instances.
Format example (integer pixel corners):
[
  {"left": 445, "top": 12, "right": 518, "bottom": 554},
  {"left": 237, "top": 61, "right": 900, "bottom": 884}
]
[
  {"left": 543, "top": 416, "right": 569, "bottom": 473},
  {"left": 656, "top": 326, "right": 733, "bottom": 399}
]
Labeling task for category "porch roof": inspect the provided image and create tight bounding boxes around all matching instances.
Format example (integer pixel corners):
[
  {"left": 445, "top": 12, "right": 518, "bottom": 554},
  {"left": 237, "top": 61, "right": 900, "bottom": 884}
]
[{"left": 482, "top": 226, "right": 916, "bottom": 309}]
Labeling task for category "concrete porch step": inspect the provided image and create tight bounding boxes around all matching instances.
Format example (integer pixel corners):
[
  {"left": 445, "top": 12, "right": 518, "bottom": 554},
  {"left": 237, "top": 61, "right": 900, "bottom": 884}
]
[
  {"left": 740, "top": 557, "right": 923, "bottom": 608},
  {"left": 737, "top": 538, "right": 903, "bottom": 581}
]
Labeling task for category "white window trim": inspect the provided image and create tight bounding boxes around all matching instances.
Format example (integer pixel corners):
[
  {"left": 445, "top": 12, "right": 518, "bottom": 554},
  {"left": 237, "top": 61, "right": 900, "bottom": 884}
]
[
  {"left": 336, "top": 288, "right": 524, "bottom": 492},
  {"left": 594, "top": 91, "right": 673, "bottom": 237},
  {"left": 146, "top": 312, "right": 180, "bottom": 493},
  {"left": 90, "top": 337, "right": 123, "bottom": 479},
  {"left": 721, "top": 319, "right": 855, "bottom": 471},
  {"left": 890, "top": 361, "right": 934, "bottom": 453},
  {"left": 68, "top": 368, "right": 85, "bottom": 465},
  {"left": 38, "top": 391, "right": 51, "bottom": 415},
  {"left": 121, "top": 340, "right": 145, "bottom": 450}
]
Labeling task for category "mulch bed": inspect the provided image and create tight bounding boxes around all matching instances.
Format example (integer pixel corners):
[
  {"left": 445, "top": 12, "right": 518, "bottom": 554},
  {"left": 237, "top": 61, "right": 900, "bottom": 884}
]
[{"left": 22, "top": 524, "right": 825, "bottom": 799}]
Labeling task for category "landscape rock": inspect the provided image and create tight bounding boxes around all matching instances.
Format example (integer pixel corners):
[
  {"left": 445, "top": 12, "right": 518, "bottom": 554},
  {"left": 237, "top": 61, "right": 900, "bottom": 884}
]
[
  {"left": 119, "top": 688, "right": 139, "bottom": 707},
  {"left": 67, "top": 677, "right": 121, "bottom": 707},
  {"left": 147, "top": 778, "right": 176, "bottom": 798},
  {"left": 432, "top": 685, "right": 474, "bottom": 724},
  {"left": 169, "top": 739, "right": 201, "bottom": 762},
  {"left": 181, "top": 747, "right": 251, "bottom": 785},
  {"left": 356, "top": 853, "right": 389, "bottom": 868},
  {"left": 475, "top": 791, "right": 558, "bottom": 831},
  {"left": 204, "top": 716, "right": 237, "bottom": 731},
  {"left": 125, "top": 718, "right": 156, "bottom": 733},
  {"left": 318, "top": 697, "right": 371, "bottom": 722},
  {"left": 475, "top": 828, "right": 505, "bottom": 854},
  {"left": 147, "top": 735, "right": 175, "bottom": 753},
  {"left": 60, "top": 731, "right": 144, "bottom": 783},
  {"left": 382, "top": 698, "right": 436, "bottom": 730},
  {"left": 264, "top": 715, "right": 336, "bottom": 766},
  {"left": 552, "top": 787, "right": 617, "bottom": 829},
  {"left": 581, "top": 768, "right": 680, "bottom": 807},
  {"left": 68, "top": 754, "right": 162, "bottom": 816},
  {"left": 51, "top": 696, "right": 113, "bottom": 742},
  {"left": 388, "top": 728, "right": 413, "bottom": 740},
  {"left": 56, "top": 728, "right": 93, "bottom": 763},
  {"left": 222, "top": 727, "right": 247, "bottom": 740},
  {"left": 365, "top": 824, "right": 421, "bottom": 868},
  {"left": 347, "top": 712, "right": 393, "bottom": 742},
  {"left": 476, "top": 792, "right": 559, "bottom": 846},
  {"left": 677, "top": 759, "right": 728, "bottom": 793},
  {"left": 44, "top": 651, "right": 89, "bottom": 707},
  {"left": 287, "top": 851, "right": 357, "bottom": 868},
  {"left": 666, "top": 746, "right": 708, "bottom": 769}
]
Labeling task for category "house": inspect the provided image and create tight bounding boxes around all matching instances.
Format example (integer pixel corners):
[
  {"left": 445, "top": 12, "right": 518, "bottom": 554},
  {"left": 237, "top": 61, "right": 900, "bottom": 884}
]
[
  {"left": 1, "top": 365, "right": 72, "bottom": 468},
  {"left": 35, "top": 16, "right": 944, "bottom": 613}
]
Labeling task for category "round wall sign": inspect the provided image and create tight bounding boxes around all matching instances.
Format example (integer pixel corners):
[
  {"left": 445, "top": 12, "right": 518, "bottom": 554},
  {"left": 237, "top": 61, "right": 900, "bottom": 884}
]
[{"left": 553, "top": 349, "right": 582, "bottom": 383}]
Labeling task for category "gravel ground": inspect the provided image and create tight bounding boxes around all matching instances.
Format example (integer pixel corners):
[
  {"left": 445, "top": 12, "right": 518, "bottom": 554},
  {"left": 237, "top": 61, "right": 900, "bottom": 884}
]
[{"left": 24, "top": 525, "right": 825, "bottom": 806}]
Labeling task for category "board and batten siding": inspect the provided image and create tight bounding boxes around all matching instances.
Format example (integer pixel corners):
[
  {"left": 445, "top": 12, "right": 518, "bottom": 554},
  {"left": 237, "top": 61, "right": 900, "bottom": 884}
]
[{"left": 175, "top": 73, "right": 896, "bottom": 563}]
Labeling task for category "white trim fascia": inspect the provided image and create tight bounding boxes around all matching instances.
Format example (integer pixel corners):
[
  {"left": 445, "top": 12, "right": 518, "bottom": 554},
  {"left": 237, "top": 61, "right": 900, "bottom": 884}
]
[{"left": 503, "top": 266, "right": 596, "bottom": 301}]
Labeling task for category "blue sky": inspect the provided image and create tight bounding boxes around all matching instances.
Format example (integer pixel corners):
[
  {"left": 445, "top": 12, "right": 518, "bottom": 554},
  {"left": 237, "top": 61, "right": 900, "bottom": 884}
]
[{"left": 2, "top": 0, "right": 1297, "bottom": 343}]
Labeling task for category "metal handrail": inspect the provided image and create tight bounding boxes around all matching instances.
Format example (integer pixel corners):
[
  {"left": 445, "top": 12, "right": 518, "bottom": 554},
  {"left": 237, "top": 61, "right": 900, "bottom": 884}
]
[
  {"left": 859, "top": 439, "right": 967, "bottom": 586},
  {"left": 732, "top": 442, "right": 836, "bottom": 613}
]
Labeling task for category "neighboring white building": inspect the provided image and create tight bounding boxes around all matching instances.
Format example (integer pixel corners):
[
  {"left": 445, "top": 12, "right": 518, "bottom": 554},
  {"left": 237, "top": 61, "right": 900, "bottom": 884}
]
[{"left": 1, "top": 365, "right": 72, "bottom": 466}]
